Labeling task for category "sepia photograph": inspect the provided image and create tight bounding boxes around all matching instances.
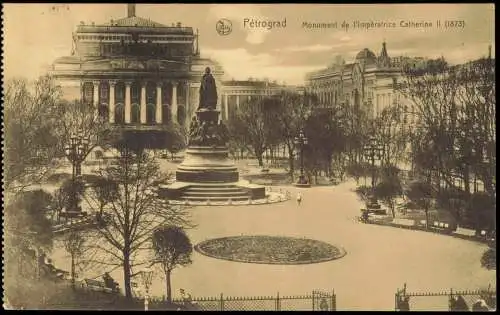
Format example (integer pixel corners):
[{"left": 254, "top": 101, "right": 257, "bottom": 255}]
[{"left": 2, "top": 3, "right": 496, "bottom": 311}]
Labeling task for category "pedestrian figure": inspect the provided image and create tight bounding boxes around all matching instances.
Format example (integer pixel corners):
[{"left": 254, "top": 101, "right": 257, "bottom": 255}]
[
  {"left": 472, "top": 299, "right": 489, "bottom": 311},
  {"left": 180, "top": 288, "right": 192, "bottom": 309},
  {"left": 296, "top": 192, "right": 302, "bottom": 206}
]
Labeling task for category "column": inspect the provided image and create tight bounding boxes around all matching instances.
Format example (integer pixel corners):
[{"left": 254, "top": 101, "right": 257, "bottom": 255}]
[
  {"left": 171, "top": 81, "right": 178, "bottom": 123},
  {"left": 93, "top": 80, "right": 100, "bottom": 119},
  {"left": 109, "top": 81, "right": 116, "bottom": 123},
  {"left": 224, "top": 93, "right": 229, "bottom": 120},
  {"left": 140, "top": 82, "right": 147, "bottom": 124},
  {"left": 125, "top": 82, "right": 131, "bottom": 123},
  {"left": 236, "top": 94, "right": 240, "bottom": 109},
  {"left": 156, "top": 83, "right": 162, "bottom": 124},
  {"left": 184, "top": 83, "right": 191, "bottom": 126}
]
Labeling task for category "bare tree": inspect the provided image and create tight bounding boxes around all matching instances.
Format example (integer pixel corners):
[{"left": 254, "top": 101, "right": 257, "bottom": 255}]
[
  {"left": 227, "top": 97, "right": 280, "bottom": 167},
  {"left": 3, "top": 76, "right": 63, "bottom": 194},
  {"left": 82, "top": 143, "right": 192, "bottom": 299},
  {"left": 273, "top": 90, "right": 316, "bottom": 180},
  {"left": 398, "top": 55, "right": 495, "bottom": 229}
]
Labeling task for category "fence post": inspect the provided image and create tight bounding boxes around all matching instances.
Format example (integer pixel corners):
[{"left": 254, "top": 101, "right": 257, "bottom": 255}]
[
  {"left": 276, "top": 292, "right": 280, "bottom": 311},
  {"left": 331, "top": 289, "right": 336, "bottom": 311},
  {"left": 312, "top": 290, "right": 315, "bottom": 311},
  {"left": 395, "top": 293, "right": 399, "bottom": 311},
  {"left": 220, "top": 293, "right": 224, "bottom": 311},
  {"left": 448, "top": 288, "right": 453, "bottom": 311}
]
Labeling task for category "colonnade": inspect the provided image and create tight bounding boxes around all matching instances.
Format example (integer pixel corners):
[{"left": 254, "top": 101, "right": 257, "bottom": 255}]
[{"left": 84, "top": 79, "right": 192, "bottom": 125}]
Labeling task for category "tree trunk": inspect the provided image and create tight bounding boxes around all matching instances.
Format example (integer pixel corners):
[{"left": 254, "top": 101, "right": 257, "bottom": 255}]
[
  {"left": 425, "top": 208, "right": 429, "bottom": 230},
  {"left": 256, "top": 150, "right": 264, "bottom": 167},
  {"left": 166, "top": 269, "right": 172, "bottom": 304},
  {"left": 288, "top": 155, "right": 295, "bottom": 181},
  {"left": 71, "top": 253, "right": 76, "bottom": 290},
  {"left": 123, "top": 250, "right": 132, "bottom": 299}
]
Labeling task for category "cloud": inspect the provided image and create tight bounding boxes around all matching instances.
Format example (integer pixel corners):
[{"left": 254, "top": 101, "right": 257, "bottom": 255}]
[
  {"left": 207, "top": 4, "right": 271, "bottom": 45},
  {"left": 274, "top": 44, "right": 334, "bottom": 53},
  {"left": 201, "top": 47, "right": 322, "bottom": 84}
]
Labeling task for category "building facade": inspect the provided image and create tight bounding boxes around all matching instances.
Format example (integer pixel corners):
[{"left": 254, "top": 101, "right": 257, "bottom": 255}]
[
  {"left": 220, "top": 79, "right": 303, "bottom": 120},
  {"left": 305, "top": 42, "right": 422, "bottom": 118},
  {"left": 49, "top": 4, "right": 224, "bottom": 130}
]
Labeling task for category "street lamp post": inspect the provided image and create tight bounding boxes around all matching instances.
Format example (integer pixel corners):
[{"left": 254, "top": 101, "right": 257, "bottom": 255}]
[
  {"left": 294, "top": 129, "right": 310, "bottom": 187},
  {"left": 141, "top": 266, "right": 154, "bottom": 311},
  {"left": 363, "top": 136, "right": 383, "bottom": 211},
  {"left": 64, "top": 132, "right": 90, "bottom": 218}
]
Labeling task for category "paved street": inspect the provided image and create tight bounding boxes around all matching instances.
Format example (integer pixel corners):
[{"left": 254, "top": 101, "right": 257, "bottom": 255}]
[{"left": 49, "top": 178, "right": 495, "bottom": 310}]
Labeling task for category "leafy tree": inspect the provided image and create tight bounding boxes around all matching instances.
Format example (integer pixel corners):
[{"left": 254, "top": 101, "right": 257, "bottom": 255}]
[
  {"left": 405, "top": 180, "right": 434, "bottom": 228},
  {"left": 355, "top": 185, "right": 372, "bottom": 204},
  {"left": 3, "top": 190, "right": 54, "bottom": 281},
  {"left": 304, "top": 107, "right": 347, "bottom": 179},
  {"left": 52, "top": 179, "right": 85, "bottom": 222},
  {"left": 82, "top": 142, "right": 192, "bottom": 299},
  {"left": 374, "top": 165, "right": 403, "bottom": 218},
  {"left": 63, "top": 230, "right": 86, "bottom": 289},
  {"left": 469, "top": 191, "right": 496, "bottom": 231},
  {"left": 151, "top": 225, "right": 193, "bottom": 304}
]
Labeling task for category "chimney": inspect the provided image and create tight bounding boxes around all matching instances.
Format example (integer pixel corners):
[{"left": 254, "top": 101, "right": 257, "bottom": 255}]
[{"left": 127, "top": 4, "right": 136, "bottom": 17}]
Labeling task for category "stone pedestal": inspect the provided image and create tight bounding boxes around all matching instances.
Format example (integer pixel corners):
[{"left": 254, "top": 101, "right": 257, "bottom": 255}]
[{"left": 159, "top": 108, "right": 265, "bottom": 203}]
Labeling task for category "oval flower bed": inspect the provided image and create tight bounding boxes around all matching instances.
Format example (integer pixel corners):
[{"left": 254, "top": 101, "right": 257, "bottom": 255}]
[{"left": 195, "top": 236, "right": 346, "bottom": 265}]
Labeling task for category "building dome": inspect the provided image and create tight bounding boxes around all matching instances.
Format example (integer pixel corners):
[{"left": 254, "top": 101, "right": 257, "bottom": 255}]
[{"left": 355, "top": 48, "right": 377, "bottom": 64}]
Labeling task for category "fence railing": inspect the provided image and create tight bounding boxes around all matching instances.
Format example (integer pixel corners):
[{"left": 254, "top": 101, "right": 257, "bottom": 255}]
[
  {"left": 395, "top": 283, "right": 496, "bottom": 311},
  {"left": 163, "top": 290, "right": 336, "bottom": 311}
]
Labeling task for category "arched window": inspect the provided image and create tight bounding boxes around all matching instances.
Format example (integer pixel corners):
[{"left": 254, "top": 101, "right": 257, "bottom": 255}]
[
  {"left": 115, "top": 103, "right": 125, "bottom": 124},
  {"left": 146, "top": 104, "right": 156, "bottom": 124},
  {"left": 131, "top": 104, "right": 140, "bottom": 123}
]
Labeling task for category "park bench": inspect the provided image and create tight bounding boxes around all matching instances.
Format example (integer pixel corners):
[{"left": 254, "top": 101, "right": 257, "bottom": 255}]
[
  {"left": 82, "top": 279, "right": 114, "bottom": 293},
  {"left": 453, "top": 227, "right": 477, "bottom": 237},
  {"left": 392, "top": 218, "right": 415, "bottom": 227},
  {"left": 430, "top": 221, "right": 453, "bottom": 234}
]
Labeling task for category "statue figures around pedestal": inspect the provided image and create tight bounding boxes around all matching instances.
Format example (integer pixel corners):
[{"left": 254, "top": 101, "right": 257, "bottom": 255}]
[
  {"left": 198, "top": 67, "right": 218, "bottom": 110},
  {"left": 187, "top": 116, "right": 230, "bottom": 146},
  {"left": 218, "top": 120, "right": 230, "bottom": 144}
]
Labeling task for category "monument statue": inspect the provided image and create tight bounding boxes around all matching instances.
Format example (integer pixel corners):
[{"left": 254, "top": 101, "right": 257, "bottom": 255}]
[{"left": 198, "top": 67, "right": 218, "bottom": 110}]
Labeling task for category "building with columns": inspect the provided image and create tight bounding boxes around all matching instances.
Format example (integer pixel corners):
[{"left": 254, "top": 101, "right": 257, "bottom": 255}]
[
  {"left": 48, "top": 4, "right": 224, "bottom": 130},
  {"left": 220, "top": 79, "right": 303, "bottom": 120},
  {"left": 305, "top": 42, "right": 425, "bottom": 118}
]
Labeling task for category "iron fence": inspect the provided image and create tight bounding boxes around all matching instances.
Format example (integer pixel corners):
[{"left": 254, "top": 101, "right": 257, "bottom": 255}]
[
  {"left": 395, "top": 283, "right": 496, "bottom": 311},
  {"left": 169, "top": 290, "right": 336, "bottom": 311}
]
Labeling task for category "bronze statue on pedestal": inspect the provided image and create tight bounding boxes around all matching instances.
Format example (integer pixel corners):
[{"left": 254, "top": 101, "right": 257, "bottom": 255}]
[{"left": 198, "top": 67, "right": 218, "bottom": 110}]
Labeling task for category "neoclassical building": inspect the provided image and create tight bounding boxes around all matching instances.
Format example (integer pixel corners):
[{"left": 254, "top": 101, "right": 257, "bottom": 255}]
[
  {"left": 220, "top": 79, "right": 303, "bottom": 120},
  {"left": 49, "top": 4, "right": 224, "bottom": 129},
  {"left": 305, "top": 42, "right": 424, "bottom": 118}
]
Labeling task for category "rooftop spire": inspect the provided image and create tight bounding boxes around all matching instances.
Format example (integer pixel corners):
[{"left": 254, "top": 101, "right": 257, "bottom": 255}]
[{"left": 127, "top": 4, "right": 136, "bottom": 18}]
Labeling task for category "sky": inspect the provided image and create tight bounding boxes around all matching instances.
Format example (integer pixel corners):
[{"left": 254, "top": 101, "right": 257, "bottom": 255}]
[{"left": 3, "top": 3, "right": 495, "bottom": 85}]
